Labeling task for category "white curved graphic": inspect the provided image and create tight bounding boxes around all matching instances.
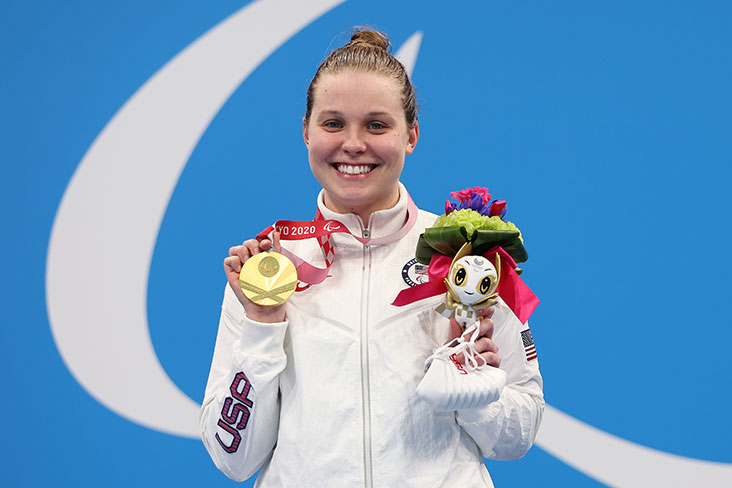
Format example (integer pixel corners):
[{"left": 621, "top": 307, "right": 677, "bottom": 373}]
[
  {"left": 45, "top": 0, "right": 344, "bottom": 438},
  {"left": 537, "top": 405, "right": 732, "bottom": 486},
  {"left": 323, "top": 221, "right": 342, "bottom": 232},
  {"left": 44, "top": 2, "right": 732, "bottom": 485},
  {"left": 394, "top": 30, "right": 423, "bottom": 76}
]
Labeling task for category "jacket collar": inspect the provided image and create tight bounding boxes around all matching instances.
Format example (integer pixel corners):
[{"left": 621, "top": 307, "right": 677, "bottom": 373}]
[{"left": 316, "top": 182, "right": 409, "bottom": 240}]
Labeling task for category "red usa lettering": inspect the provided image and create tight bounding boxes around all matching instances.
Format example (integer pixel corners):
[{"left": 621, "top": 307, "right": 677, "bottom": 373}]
[
  {"left": 215, "top": 372, "right": 255, "bottom": 454},
  {"left": 449, "top": 353, "right": 468, "bottom": 375}
]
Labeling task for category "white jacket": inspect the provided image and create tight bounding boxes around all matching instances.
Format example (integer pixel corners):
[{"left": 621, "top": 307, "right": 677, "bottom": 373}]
[{"left": 200, "top": 184, "right": 544, "bottom": 487}]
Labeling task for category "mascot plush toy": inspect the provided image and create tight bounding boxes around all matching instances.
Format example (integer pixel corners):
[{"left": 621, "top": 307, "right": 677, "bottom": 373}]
[{"left": 437, "top": 243, "right": 500, "bottom": 328}]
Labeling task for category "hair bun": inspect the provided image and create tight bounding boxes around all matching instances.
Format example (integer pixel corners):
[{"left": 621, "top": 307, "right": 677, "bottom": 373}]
[
  {"left": 304, "top": 26, "right": 418, "bottom": 127},
  {"left": 350, "top": 27, "right": 391, "bottom": 52}
]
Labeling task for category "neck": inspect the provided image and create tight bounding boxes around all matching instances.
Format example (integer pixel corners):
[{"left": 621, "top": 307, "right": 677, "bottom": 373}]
[
  {"left": 322, "top": 189, "right": 400, "bottom": 227},
  {"left": 317, "top": 184, "right": 415, "bottom": 242}
]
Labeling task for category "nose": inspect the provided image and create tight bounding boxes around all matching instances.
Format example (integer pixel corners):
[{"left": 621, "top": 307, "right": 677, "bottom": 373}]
[{"left": 342, "top": 128, "right": 366, "bottom": 155}]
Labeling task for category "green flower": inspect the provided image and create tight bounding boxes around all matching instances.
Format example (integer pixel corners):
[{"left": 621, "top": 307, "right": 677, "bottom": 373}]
[{"left": 432, "top": 209, "right": 523, "bottom": 242}]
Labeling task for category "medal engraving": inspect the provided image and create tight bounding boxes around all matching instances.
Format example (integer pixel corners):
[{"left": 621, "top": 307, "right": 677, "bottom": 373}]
[
  {"left": 258, "top": 256, "right": 280, "bottom": 277},
  {"left": 239, "top": 252, "right": 297, "bottom": 306}
]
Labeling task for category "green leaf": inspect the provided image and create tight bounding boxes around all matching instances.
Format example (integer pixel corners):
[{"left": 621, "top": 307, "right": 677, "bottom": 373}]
[
  {"left": 471, "top": 230, "right": 528, "bottom": 263},
  {"left": 414, "top": 234, "right": 436, "bottom": 264},
  {"left": 423, "top": 226, "right": 469, "bottom": 254},
  {"left": 416, "top": 226, "right": 529, "bottom": 264}
]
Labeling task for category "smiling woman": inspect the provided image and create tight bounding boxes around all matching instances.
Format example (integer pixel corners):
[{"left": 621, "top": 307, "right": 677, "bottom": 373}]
[
  {"left": 303, "top": 29, "right": 419, "bottom": 224},
  {"left": 304, "top": 70, "right": 419, "bottom": 222},
  {"left": 199, "top": 27, "right": 544, "bottom": 487}
]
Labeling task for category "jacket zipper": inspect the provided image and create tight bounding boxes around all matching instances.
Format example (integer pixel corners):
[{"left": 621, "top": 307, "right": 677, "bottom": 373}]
[{"left": 360, "top": 225, "right": 373, "bottom": 488}]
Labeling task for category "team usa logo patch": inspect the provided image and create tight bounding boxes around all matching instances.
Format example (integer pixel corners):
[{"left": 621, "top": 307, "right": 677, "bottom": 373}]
[
  {"left": 401, "top": 258, "right": 429, "bottom": 287},
  {"left": 521, "top": 329, "right": 538, "bottom": 362}
]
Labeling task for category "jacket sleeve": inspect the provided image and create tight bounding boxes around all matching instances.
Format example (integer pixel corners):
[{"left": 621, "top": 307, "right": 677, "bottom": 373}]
[
  {"left": 200, "top": 285, "right": 288, "bottom": 481},
  {"left": 456, "top": 299, "right": 544, "bottom": 460}
]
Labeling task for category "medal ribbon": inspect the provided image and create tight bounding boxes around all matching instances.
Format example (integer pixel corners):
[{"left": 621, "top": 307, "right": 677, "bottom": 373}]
[{"left": 256, "top": 196, "right": 419, "bottom": 288}]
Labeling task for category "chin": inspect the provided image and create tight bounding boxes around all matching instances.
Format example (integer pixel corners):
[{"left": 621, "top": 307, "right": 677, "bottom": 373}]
[{"left": 325, "top": 186, "right": 392, "bottom": 214}]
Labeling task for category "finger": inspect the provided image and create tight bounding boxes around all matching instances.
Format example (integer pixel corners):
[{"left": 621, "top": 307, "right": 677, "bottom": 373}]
[
  {"left": 478, "top": 316, "right": 495, "bottom": 340},
  {"left": 234, "top": 244, "right": 251, "bottom": 264},
  {"left": 452, "top": 351, "right": 465, "bottom": 364},
  {"left": 474, "top": 337, "right": 499, "bottom": 355},
  {"left": 447, "top": 318, "right": 463, "bottom": 342},
  {"left": 243, "top": 238, "right": 262, "bottom": 257},
  {"left": 478, "top": 351, "right": 501, "bottom": 368},
  {"left": 258, "top": 238, "right": 273, "bottom": 251},
  {"left": 229, "top": 245, "right": 243, "bottom": 257},
  {"left": 460, "top": 319, "right": 488, "bottom": 342},
  {"left": 223, "top": 256, "right": 242, "bottom": 273},
  {"left": 479, "top": 305, "right": 495, "bottom": 319},
  {"left": 272, "top": 231, "right": 282, "bottom": 253}
]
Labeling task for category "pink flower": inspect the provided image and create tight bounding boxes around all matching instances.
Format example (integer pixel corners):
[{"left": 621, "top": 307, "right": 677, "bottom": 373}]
[
  {"left": 449, "top": 187, "right": 491, "bottom": 205},
  {"left": 470, "top": 187, "right": 492, "bottom": 203}
]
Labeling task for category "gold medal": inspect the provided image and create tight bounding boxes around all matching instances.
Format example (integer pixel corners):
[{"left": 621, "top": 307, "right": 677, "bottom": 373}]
[{"left": 239, "top": 251, "right": 298, "bottom": 306}]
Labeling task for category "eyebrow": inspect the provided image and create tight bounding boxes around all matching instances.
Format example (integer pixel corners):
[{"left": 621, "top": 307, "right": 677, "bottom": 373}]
[{"left": 316, "top": 110, "right": 394, "bottom": 118}]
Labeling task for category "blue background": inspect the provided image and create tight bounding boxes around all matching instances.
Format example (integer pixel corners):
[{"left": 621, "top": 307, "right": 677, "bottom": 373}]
[{"left": 2, "top": 0, "right": 731, "bottom": 486}]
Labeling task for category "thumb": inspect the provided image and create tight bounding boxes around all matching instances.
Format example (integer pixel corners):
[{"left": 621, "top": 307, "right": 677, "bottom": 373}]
[{"left": 447, "top": 317, "right": 462, "bottom": 342}]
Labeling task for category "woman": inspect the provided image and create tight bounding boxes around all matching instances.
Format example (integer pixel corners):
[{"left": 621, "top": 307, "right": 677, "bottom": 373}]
[{"left": 200, "top": 28, "right": 543, "bottom": 487}]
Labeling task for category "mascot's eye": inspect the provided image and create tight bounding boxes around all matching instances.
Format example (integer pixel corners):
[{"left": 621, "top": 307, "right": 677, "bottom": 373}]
[
  {"left": 478, "top": 276, "right": 494, "bottom": 295},
  {"left": 453, "top": 265, "right": 467, "bottom": 286}
]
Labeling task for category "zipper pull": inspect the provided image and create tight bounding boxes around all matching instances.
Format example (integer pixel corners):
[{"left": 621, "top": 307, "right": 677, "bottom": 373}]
[{"left": 362, "top": 228, "right": 371, "bottom": 238}]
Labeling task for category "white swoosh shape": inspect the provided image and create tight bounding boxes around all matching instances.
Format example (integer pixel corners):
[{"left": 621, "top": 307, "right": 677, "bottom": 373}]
[
  {"left": 46, "top": 0, "right": 344, "bottom": 438},
  {"left": 537, "top": 404, "right": 732, "bottom": 486},
  {"left": 394, "top": 30, "right": 423, "bottom": 76}
]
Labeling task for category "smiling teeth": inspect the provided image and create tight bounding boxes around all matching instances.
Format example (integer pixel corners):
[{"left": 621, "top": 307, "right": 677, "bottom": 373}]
[{"left": 336, "top": 164, "right": 373, "bottom": 175}]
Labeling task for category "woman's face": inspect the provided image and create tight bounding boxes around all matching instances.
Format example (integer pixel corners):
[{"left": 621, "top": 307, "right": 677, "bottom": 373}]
[{"left": 303, "top": 70, "right": 419, "bottom": 221}]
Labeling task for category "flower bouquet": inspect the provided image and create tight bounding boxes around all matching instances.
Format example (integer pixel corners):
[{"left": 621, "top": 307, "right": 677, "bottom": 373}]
[{"left": 415, "top": 187, "right": 528, "bottom": 270}]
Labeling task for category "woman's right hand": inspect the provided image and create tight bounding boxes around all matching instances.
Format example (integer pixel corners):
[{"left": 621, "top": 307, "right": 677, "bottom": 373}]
[{"left": 223, "top": 232, "right": 287, "bottom": 323}]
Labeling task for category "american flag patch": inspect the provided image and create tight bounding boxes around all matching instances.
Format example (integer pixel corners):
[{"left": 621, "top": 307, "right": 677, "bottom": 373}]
[{"left": 521, "top": 329, "right": 537, "bottom": 361}]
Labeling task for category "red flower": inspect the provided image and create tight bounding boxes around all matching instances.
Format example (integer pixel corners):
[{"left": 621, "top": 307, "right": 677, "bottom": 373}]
[
  {"left": 449, "top": 187, "right": 491, "bottom": 205},
  {"left": 489, "top": 200, "right": 507, "bottom": 218}
]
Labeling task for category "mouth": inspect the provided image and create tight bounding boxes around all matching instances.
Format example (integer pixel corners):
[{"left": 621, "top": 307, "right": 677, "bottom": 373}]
[{"left": 332, "top": 163, "right": 376, "bottom": 176}]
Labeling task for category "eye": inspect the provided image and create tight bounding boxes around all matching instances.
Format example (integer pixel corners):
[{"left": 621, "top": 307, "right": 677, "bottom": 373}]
[
  {"left": 452, "top": 265, "right": 467, "bottom": 286},
  {"left": 477, "top": 275, "right": 494, "bottom": 295},
  {"left": 367, "top": 121, "right": 386, "bottom": 131},
  {"left": 323, "top": 120, "right": 343, "bottom": 130}
]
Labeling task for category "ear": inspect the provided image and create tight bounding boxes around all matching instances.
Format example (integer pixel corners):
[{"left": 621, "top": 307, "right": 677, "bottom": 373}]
[
  {"left": 405, "top": 121, "right": 419, "bottom": 155},
  {"left": 302, "top": 117, "right": 310, "bottom": 147}
]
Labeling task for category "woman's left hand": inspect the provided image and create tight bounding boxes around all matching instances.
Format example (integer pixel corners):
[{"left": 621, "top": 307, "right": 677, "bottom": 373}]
[{"left": 447, "top": 306, "right": 501, "bottom": 368}]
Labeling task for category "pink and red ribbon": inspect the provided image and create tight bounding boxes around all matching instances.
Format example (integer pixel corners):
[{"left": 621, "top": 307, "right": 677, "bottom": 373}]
[{"left": 257, "top": 197, "right": 419, "bottom": 287}]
